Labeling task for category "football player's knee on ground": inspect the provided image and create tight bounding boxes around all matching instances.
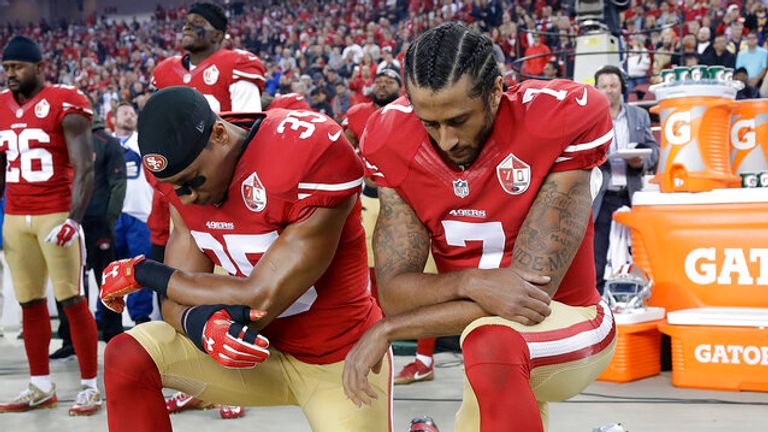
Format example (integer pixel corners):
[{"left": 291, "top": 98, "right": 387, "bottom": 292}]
[
  {"left": 462, "top": 324, "right": 543, "bottom": 432},
  {"left": 104, "top": 334, "right": 170, "bottom": 432}
]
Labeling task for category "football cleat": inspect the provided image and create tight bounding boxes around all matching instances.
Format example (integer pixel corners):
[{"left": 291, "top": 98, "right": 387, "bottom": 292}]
[
  {"left": 409, "top": 416, "right": 440, "bottom": 432},
  {"left": 394, "top": 359, "right": 434, "bottom": 385},
  {"left": 219, "top": 404, "right": 245, "bottom": 419},
  {"left": 166, "top": 392, "right": 214, "bottom": 413},
  {"left": 69, "top": 386, "right": 102, "bottom": 416},
  {"left": 0, "top": 383, "right": 57, "bottom": 413}
]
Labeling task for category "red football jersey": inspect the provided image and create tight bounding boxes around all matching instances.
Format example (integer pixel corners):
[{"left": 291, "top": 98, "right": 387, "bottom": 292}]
[
  {"left": 268, "top": 93, "right": 313, "bottom": 111},
  {"left": 0, "top": 85, "right": 93, "bottom": 215},
  {"left": 158, "top": 109, "right": 379, "bottom": 364},
  {"left": 361, "top": 80, "right": 613, "bottom": 307},
  {"left": 341, "top": 101, "right": 377, "bottom": 140},
  {"left": 151, "top": 48, "right": 265, "bottom": 113}
]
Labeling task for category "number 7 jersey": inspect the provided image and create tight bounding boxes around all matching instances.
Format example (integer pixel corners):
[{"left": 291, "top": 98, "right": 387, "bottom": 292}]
[
  {"left": 360, "top": 79, "right": 613, "bottom": 307},
  {"left": 0, "top": 85, "right": 93, "bottom": 215}
]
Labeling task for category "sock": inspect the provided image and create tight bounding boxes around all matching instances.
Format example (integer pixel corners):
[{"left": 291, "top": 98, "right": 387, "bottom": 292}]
[
  {"left": 105, "top": 334, "right": 171, "bottom": 432},
  {"left": 22, "top": 300, "right": 52, "bottom": 377},
  {"left": 416, "top": 353, "right": 433, "bottom": 367},
  {"left": 30, "top": 375, "right": 53, "bottom": 393},
  {"left": 63, "top": 299, "right": 99, "bottom": 380},
  {"left": 81, "top": 378, "right": 98, "bottom": 389},
  {"left": 416, "top": 337, "right": 436, "bottom": 358},
  {"left": 462, "top": 325, "right": 542, "bottom": 432}
]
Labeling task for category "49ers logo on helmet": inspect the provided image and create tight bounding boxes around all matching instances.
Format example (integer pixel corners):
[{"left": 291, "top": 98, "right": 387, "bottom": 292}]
[{"left": 143, "top": 154, "right": 168, "bottom": 173}]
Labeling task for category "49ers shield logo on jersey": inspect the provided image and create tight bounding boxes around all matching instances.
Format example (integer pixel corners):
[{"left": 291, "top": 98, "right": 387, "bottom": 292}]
[
  {"left": 203, "top": 65, "right": 220, "bottom": 85},
  {"left": 241, "top": 172, "right": 267, "bottom": 212},
  {"left": 496, "top": 153, "right": 531, "bottom": 195},
  {"left": 35, "top": 99, "right": 50, "bottom": 118}
]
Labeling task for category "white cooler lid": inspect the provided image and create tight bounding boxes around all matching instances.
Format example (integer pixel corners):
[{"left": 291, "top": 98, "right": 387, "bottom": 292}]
[
  {"left": 613, "top": 307, "right": 666, "bottom": 325},
  {"left": 632, "top": 188, "right": 768, "bottom": 206},
  {"left": 667, "top": 307, "right": 768, "bottom": 327}
]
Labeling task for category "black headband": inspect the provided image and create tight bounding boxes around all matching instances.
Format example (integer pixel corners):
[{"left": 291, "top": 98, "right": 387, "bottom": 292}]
[
  {"left": 2, "top": 35, "right": 42, "bottom": 64},
  {"left": 189, "top": 3, "right": 227, "bottom": 32}
]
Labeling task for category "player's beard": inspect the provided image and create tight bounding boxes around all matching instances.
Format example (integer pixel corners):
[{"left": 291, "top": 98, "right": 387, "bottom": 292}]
[
  {"left": 11, "top": 76, "right": 39, "bottom": 98},
  {"left": 372, "top": 91, "right": 399, "bottom": 107}
]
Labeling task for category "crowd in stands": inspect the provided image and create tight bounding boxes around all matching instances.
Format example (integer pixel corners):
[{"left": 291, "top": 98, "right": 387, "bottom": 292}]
[{"left": 2, "top": 0, "right": 768, "bottom": 122}]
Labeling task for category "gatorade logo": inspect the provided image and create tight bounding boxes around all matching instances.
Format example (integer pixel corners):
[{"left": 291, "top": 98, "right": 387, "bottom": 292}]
[
  {"left": 684, "top": 247, "right": 768, "bottom": 286},
  {"left": 665, "top": 111, "right": 691, "bottom": 145},
  {"left": 694, "top": 344, "right": 768, "bottom": 365},
  {"left": 731, "top": 119, "right": 757, "bottom": 151}
]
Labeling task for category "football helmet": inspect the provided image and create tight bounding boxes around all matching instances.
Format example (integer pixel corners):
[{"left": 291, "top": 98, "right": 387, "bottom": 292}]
[
  {"left": 409, "top": 416, "right": 440, "bottom": 432},
  {"left": 603, "top": 264, "right": 652, "bottom": 312}
]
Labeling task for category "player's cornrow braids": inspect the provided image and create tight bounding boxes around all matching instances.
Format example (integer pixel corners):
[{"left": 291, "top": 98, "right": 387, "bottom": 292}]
[
  {"left": 426, "top": 23, "right": 451, "bottom": 87},
  {"left": 404, "top": 22, "right": 500, "bottom": 102},
  {"left": 446, "top": 29, "right": 471, "bottom": 84}
]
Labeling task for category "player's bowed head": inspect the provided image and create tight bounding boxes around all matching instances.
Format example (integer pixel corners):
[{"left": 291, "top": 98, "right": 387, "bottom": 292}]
[
  {"left": 137, "top": 86, "right": 252, "bottom": 207},
  {"left": 403, "top": 21, "right": 505, "bottom": 170}
]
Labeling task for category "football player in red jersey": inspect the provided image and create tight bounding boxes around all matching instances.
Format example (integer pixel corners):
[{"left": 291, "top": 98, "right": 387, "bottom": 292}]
[
  {"left": 98, "top": 87, "right": 391, "bottom": 432},
  {"left": 342, "top": 68, "right": 402, "bottom": 149},
  {"left": 344, "top": 23, "right": 617, "bottom": 431},
  {"left": 149, "top": 3, "right": 267, "bottom": 416},
  {"left": 150, "top": 2, "right": 265, "bottom": 113},
  {"left": 0, "top": 36, "right": 102, "bottom": 416}
]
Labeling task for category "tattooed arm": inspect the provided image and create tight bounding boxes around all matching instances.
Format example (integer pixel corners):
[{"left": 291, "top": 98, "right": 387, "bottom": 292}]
[
  {"left": 510, "top": 169, "right": 593, "bottom": 297},
  {"left": 374, "top": 167, "right": 592, "bottom": 323},
  {"left": 373, "top": 186, "right": 551, "bottom": 323}
]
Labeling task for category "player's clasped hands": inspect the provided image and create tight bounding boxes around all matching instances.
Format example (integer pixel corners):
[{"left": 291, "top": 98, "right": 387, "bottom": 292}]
[
  {"left": 181, "top": 305, "right": 270, "bottom": 369},
  {"left": 462, "top": 268, "right": 553, "bottom": 325}
]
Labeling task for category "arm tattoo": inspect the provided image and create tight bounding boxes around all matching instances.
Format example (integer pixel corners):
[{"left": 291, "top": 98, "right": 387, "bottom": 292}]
[
  {"left": 513, "top": 171, "right": 592, "bottom": 294},
  {"left": 373, "top": 187, "right": 430, "bottom": 283}
]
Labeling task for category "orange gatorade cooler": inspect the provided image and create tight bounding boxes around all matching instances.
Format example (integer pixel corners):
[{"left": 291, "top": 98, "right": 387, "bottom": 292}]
[
  {"left": 614, "top": 189, "right": 768, "bottom": 312},
  {"left": 730, "top": 99, "right": 768, "bottom": 174},
  {"left": 658, "top": 308, "right": 768, "bottom": 392},
  {"left": 650, "top": 84, "right": 741, "bottom": 192},
  {"left": 598, "top": 307, "right": 665, "bottom": 383}
]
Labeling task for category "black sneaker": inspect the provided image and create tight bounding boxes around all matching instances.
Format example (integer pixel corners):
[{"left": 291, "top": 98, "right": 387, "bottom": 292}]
[{"left": 49, "top": 345, "right": 75, "bottom": 360}]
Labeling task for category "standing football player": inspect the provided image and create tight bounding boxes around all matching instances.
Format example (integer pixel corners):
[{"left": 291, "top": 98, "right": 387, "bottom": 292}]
[
  {"left": 344, "top": 23, "right": 617, "bottom": 432},
  {"left": 99, "top": 86, "right": 391, "bottom": 432},
  {"left": 149, "top": 2, "right": 266, "bottom": 417},
  {"left": 0, "top": 35, "right": 102, "bottom": 416}
]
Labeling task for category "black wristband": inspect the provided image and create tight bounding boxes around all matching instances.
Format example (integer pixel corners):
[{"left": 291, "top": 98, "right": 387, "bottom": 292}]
[{"left": 134, "top": 259, "right": 175, "bottom": 297}]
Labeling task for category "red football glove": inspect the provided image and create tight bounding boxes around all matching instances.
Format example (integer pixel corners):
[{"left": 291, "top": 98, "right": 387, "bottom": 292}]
[
  {"left": 99, "top": 256, "right": 146, "bottom": 313},
  {"left": 44, "top": 218, "right": 80, "bottom": 248},
  {"left": 182, "top": 305, "right": 270, "bottom": 369}
]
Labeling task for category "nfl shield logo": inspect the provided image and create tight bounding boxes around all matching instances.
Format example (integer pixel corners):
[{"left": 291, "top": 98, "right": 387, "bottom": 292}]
[
  {"left": 496, "top": 153, "right": 531, "bottom": 195},
  {"left": 183, "top": 73, "right": 192, "bottom": 83},
  {"left": 452, "top": 179, "right": 470, "bottom": 198},
  {"left": 241, "top": 172, "right": 267, "bottom": 212},
  {"left": 203, "top": 65, "right": 220, "bottom": 85}
]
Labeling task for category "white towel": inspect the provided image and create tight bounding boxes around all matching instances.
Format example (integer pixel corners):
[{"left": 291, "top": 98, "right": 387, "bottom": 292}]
[{"left": 604, "top": 206, "right": 633, "bottom": 280}]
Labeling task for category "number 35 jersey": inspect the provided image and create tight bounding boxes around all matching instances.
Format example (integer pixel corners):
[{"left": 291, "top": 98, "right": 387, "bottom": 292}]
[
  {"left": 159, "top": 109, "right": 380, "bottom": 364},
  {"left": 361, "top": 80, "right": 613, "bottom": 307},
  {"left": 0, "top": 85, "right": 93, "bottom": 215}
]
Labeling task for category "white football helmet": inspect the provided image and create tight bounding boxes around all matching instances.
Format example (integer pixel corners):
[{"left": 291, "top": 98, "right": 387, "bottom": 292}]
[{"left": 603, "top": 264, "right": 652, "bottom": 312}]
